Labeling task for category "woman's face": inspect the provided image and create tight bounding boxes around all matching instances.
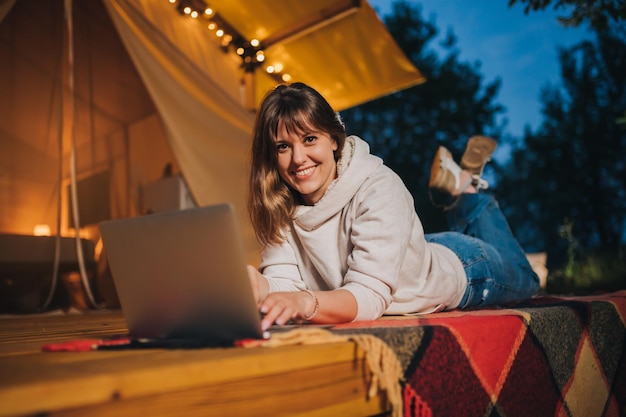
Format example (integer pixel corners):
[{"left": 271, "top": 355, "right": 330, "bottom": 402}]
[{"left": 274, "top": 120, "right": 338, "bottom": 205}]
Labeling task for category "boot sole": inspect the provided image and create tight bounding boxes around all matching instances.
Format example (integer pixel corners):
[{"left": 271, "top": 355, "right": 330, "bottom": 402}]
[{"left": 460, "top": 136, "right": 497, "bottom": 175}]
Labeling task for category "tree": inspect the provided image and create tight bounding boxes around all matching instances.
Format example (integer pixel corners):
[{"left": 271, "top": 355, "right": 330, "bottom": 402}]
[
  {"left": 341, "top": 1, "right": 505, "bottom": 232},
  {"left": 496, "top": 27, "right": 626, "bottom": 260},
  {"left": 508, "top": 0, "right": 626, "bottom": 29}
]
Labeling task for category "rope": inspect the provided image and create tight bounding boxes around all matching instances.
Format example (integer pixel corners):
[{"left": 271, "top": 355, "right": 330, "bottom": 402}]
[
  {"left": 39, "top": 51, "right": 65, "bottom": 312},
  {"left": 64, "top": 0, "right": 100, "bottom": 309}
]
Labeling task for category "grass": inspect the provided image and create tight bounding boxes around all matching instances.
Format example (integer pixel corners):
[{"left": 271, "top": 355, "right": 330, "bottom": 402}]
[{"left": 546, "top": 249, "right": 626, "bottom": 295}]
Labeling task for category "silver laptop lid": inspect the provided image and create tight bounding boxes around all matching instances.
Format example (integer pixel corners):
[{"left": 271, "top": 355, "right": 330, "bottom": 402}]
[{"left": 99, "top": 203, "right": 263, "bottom": 344}]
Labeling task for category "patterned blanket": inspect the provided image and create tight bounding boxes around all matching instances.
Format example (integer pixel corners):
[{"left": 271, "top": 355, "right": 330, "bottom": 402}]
[{"left": 331, "top": 290, "right": 626, "bottom": 417}]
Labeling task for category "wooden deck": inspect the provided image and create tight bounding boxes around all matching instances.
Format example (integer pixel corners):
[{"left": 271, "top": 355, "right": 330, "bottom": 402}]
[{"left": 0, "top": 311, "right": 390, "bottom": 416}]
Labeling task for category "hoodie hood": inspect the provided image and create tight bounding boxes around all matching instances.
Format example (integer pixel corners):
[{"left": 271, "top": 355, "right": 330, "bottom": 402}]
[{"left": 293, "top": 135, "right": 382, "bottom": 231}]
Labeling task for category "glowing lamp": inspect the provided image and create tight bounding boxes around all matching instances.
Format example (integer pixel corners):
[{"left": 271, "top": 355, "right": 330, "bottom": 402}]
[{"left": 33, "top": 224, "right": 51, "bottom": 236}]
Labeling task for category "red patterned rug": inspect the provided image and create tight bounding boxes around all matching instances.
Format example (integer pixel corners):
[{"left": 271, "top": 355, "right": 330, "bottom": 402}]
[{"left": 331, "top": 290, "right": 626, "bottom": 417}]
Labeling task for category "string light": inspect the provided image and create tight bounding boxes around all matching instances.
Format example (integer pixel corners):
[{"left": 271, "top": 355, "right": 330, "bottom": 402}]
[{"left": 171, "top": 0, "right": 285, "bottom": 75}]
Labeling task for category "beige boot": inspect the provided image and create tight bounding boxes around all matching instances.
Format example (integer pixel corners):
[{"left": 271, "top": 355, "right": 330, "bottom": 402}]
[
  {"left": 429, "top": 146, "right": 473, "bottom": 196},
  {"left": 460, "top": 136, "right": 497, "bottom": 189}
]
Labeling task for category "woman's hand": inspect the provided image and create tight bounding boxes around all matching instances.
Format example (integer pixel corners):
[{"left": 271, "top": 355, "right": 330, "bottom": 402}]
[
  {"left": 260, "top": 289, "right": 358, "bottom": 330},
  {"left": 247, "top": 265, "right": 359, "bottom": 329},
  {"left": 259, "top": 291, "right": 316, "bottom": 330}
]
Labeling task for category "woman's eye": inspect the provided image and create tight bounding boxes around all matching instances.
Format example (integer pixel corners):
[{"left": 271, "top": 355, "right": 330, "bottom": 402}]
[
  {"left": 276, "top": 143, "right": 288, "bottom": 152},
  {"left": 304, "top": 136, "right": 317, "bottom": 143}
]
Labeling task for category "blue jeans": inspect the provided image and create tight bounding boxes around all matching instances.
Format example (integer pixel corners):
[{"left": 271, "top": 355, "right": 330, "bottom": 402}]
[{"left": 425, "top": 194, "right": 539, "bottom": 309}]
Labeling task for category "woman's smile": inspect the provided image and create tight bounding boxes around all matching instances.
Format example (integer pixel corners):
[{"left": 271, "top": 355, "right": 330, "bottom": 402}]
[{"left": 293, "top": 166, "right": 316, "bottom": 177}]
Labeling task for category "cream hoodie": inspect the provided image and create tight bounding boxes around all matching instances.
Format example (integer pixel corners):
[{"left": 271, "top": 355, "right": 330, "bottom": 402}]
[{"left": 259, "top": 136, "right": 467, "bottom": 320}]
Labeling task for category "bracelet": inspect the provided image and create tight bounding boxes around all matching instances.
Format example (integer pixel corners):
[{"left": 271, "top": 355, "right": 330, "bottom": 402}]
[{"left": 302, "top": 289, "right": 319, "bottom": 321}]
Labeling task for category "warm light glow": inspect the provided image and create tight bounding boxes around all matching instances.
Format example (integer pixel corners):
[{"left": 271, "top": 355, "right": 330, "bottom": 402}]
[
  {"left": 95, "top": 237, "right": 104, "bottom": 260},
  {"left": 172, "top": 2, "right": 282, "bottom": 83},
  {"left": 33, "top": 224, "right": 51, "bottom": 236}
]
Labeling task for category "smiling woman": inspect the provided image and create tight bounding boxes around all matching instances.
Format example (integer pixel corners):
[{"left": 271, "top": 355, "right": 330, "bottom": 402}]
[
  {"left": 248, "top": 83, "right": 348, "bottom": 243},
  {"left": 274, "top": 124, "right": 338, "bottom": 205},
  {"left": 245, "top": 82, "right": 540, "bottom": 331}
]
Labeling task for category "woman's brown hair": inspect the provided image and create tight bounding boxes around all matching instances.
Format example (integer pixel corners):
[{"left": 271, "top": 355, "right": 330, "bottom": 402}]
[{"left": 248, "top": 82, "right": 346, "bottom": 246}]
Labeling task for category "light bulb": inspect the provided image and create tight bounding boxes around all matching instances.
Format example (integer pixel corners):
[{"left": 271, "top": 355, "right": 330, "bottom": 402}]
[{"left": 33, "top": 224, "right": 51, "bottom": 236}]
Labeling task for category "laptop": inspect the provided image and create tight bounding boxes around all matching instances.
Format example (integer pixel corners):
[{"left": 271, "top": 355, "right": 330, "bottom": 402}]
[{"left": 99, "top": 203, "right": 265, "bottom": 345}]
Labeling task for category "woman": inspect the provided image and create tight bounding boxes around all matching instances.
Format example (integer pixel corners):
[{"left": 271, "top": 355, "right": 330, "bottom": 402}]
[{"left": 247, "top": 82, "right": 539, "bottom": 331}]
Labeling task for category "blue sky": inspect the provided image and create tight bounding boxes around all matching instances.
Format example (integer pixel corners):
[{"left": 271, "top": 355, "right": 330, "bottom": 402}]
[{"left": 368, "top": 0, "right": 592, "bottom": 140}]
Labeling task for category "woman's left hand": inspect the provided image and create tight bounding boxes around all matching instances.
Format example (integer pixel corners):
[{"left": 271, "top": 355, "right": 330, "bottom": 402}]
[{"left": 259, "top": 291, "right": 315, "bottom": 330}]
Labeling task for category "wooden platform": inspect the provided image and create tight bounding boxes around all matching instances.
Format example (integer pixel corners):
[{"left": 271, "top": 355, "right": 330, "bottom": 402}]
[{"left": 0, "top": 311, "right": 390, "bottom": 417}]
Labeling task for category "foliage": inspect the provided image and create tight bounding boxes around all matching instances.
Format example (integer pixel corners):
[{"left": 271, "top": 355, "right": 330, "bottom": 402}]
[
  {"left": 546, "top": 247, "right": 626, "bottom": 294},
  {"left": 508, "top": 0, "right": 626, "bottom": 29},
  {"left": 341, "top": 1, "right": 505, "bottom": 232},
  {"left": 495, "top": 26, "right": 626, "bottom": 286}
]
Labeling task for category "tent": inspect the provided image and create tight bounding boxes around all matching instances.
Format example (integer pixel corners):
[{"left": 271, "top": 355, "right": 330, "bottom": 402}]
[{"left": 0, "top": 0, "right": 423, "bottom": 282}]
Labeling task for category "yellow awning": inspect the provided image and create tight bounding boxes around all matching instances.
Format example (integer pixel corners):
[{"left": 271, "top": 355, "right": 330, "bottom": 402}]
[{"left": 204, "top": 0, "right": 425, "bottom": 110}]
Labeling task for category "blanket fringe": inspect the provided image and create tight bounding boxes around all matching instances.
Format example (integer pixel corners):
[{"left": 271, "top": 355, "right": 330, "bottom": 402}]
[{"left": 257, "top": 328, "right": 403, "bottom": 417}]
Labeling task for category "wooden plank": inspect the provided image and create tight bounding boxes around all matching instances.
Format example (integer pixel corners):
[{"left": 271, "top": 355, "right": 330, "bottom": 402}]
[
  {"left": 42, "top": 359, "right": 390, "bottom": 417},
  {"left": 0, "top": 311, "right": 128, "bottom": 356},
  {"left": 0, "top": 312, "right": 391, "bottom": 417},
  {"left": 0, "top": 343, "right": 367, "bottom": 416}
]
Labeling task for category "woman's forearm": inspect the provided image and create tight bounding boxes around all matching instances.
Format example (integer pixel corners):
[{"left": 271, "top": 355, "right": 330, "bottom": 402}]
[{"left": 309, "top": 288, "right": 358, "bottom": 324}]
